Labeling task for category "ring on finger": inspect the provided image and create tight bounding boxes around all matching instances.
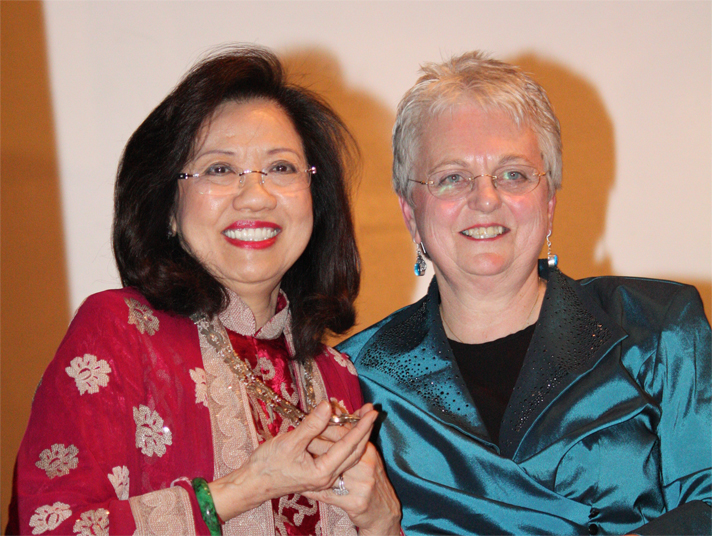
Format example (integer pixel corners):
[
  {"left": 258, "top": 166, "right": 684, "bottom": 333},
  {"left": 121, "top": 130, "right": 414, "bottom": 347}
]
[{"left": 332, "top": 474, "right": 349, "bottom": 496}]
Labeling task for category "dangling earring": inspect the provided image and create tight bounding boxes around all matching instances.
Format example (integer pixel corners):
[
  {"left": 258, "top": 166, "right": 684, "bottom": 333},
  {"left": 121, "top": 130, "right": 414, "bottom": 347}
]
[
  {"left": 546, "top": 230, "right": 558, "bottom": 268},
  {"left": 414, "top": 242, "right": 427, "bottom": 276}
]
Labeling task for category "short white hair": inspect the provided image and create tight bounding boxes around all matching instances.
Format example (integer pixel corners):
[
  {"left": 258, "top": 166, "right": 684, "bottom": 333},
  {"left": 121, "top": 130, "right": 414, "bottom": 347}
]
[{"left": 392, "top": 51, "right": 562, "bottom": 204}]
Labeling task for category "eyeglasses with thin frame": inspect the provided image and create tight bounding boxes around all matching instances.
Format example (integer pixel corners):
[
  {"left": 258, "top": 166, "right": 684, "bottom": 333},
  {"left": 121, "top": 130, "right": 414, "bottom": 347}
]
[
  {"left": 409, "top": 164, "right": 547, "bottom": 200},
  {"left": 178, "top": 162, "right": 316, "bottom": 196}
]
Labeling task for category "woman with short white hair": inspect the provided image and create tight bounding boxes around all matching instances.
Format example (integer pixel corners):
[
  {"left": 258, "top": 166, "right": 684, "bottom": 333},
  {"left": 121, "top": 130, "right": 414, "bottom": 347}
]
[{"left": 339, "top": 51, "right": 711, "bottom": 535}]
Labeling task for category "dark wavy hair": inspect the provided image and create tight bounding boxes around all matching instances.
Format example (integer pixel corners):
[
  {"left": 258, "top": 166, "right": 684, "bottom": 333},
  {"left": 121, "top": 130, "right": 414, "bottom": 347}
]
[{"left": 112, "top": 44, "right": 360, "bottom": 362}]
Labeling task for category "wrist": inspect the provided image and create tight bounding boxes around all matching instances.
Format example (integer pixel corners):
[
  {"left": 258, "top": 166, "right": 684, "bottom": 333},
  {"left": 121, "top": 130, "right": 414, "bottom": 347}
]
[
  {"left": 207, "top": 463, "right": 270, "bottom": 521},
  {"left": 192, "top": 477, "right": 222, "bottom": 536},
  {"left": 359, "top": 522, "right": 403, "bottom": 536}
]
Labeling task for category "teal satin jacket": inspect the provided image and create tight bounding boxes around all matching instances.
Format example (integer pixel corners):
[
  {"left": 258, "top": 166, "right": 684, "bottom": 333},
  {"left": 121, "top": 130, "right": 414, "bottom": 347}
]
[{"left": 338, "top": 268, "right": 711, "bottom": 535}]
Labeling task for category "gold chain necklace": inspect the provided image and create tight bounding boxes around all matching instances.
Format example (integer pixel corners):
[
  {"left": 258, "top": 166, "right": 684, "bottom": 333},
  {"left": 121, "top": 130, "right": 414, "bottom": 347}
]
[{"left": 192, "top": 313, "right": 358, "bottom": 425}]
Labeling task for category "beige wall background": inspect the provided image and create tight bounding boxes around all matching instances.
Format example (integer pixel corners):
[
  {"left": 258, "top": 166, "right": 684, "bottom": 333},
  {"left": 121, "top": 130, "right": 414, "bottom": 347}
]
[{"left": 2, "top": 1, "right": 710, "bottom": 527}]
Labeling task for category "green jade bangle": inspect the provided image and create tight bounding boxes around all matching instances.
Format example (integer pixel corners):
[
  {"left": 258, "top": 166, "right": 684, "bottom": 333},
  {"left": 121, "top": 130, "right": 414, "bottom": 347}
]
[{"left": 192, "top": 477, "right": 223, "bottom": 536}]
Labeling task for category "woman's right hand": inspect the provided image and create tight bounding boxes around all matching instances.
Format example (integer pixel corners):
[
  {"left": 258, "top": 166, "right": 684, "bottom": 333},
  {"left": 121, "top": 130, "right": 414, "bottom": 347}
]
[
  {"left": 304, "top": 404, "right": 402, "bottom": 535},
  {"left": 207, "top": 400, "right": 377, "bottom": 521}
]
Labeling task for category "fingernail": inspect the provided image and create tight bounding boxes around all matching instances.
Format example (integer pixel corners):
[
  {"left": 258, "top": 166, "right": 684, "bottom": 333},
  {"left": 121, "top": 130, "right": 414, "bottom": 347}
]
[{"left": 314, "top": 400, "right": 331, "bottom": 418}]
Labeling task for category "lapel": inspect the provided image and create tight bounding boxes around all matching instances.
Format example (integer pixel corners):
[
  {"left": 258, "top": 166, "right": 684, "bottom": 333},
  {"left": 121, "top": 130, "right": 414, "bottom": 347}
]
[
  {"left": 500, "top": 267, "right": 640, "bottom": 462},
  {"left": 356, "top": 278, "right": 494, "bottom": 446},
  {"left": 357, "top": 267, "right": 647, "bottom": 464}
]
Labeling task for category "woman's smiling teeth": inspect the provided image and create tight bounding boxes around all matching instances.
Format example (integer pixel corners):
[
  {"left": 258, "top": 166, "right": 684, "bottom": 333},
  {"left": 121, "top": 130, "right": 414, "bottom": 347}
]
[
  {"left": 223, "top": 227, "right": 280, "bottom": 241},
  {"left": 462, "top": 226, "right": 506, "bottom": 239}
]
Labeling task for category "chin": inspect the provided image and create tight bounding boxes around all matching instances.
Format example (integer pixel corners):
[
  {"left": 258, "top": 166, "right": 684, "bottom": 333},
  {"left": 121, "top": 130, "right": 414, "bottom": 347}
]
[{"left": 463, "top": 253, "right": 510, "bottom": 276}]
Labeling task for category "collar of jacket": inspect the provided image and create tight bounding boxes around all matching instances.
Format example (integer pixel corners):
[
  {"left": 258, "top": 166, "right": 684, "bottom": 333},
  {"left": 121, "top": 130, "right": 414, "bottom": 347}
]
[{"left": 355, "top": 265, "right": 646, "bottom": 462}]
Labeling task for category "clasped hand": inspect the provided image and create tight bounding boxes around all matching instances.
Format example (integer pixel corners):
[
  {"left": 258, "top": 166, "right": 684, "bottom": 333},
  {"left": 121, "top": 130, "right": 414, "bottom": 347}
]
[{"left": 209, "top": 399, "right": 400, "bottom": 534}]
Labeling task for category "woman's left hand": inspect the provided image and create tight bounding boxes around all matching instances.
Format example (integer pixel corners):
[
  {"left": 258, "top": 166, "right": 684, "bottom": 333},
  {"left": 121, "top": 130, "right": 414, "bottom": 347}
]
[{"left": 304, "top": 404, "right": 402, "bottom": 536}]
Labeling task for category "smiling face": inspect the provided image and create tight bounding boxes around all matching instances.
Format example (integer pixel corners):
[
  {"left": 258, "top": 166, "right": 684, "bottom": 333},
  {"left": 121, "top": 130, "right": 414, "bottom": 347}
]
[
  {"left": 173, "top": 99, "right": 313, "bottom": 305},
  {"left": 400, "top": 103, "right": 556, "bottom": 290}
]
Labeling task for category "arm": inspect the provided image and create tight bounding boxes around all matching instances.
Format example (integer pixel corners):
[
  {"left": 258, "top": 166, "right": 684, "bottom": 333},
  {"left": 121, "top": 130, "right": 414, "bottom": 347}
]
[
  {"left": 303, "top": 404, "right": 403, "bottom": 536},
  {"left": 302, "top": 347, "right": 403, "bottom": 535},
  {"left": 631, "top": 285, "right": 712, "bottom": 535},
  {"left": 13, "top": 292, "right": 212, "bottom": 535}
]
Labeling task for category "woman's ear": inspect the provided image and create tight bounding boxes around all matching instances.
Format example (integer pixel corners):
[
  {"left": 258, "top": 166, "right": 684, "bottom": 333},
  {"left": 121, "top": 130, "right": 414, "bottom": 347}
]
[
  {"left": 169, "top": 214, "right": 177, "bottom": 237},
  {"left": 398, "top": 196, "right": 421, "bottom": 244},
  {"left": 547, "top": 193, "right": 557, "bottom": 230}
]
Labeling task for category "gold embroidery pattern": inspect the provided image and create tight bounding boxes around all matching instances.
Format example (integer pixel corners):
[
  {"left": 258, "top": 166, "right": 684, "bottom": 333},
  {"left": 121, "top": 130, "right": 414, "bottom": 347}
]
[
  {"left": 133, "top": 405, "right": 172, "bottom": 457},
  {"left": 189, "top": 368, "right": 208, "bottom": 407},
  {"left": 65, "top": 354, "right": 112, "bottom": 395},
  {"left": 322, "top": 505, "right": 358, "bottom": 536},
  {"left": 195, "top": 313, "right": 357, "bottom": 536},
  {"left": 29, "top": 502, "right": 71, "bottom": 535},
  {"left": 279, "top": 382, "right": 299, "bottom": 407},
  {"left": 193, "top": 315, "right": 307, "bottom": 425},
  {"left": 253, "top": 356, "right": 276, "bottom": 381},
  {"left": 129, "top": 487, "right": 196, "bottom": 536},
  {"left": 73, "top": 508, "right": 109, "bottom": 535},
  {"left": 197, "top": 316, "right": 275, "bottom": 536},
  {"left": 108, "top": 466, "right": 130, "bottom": 500},
  {"left": 295, "top": 359, "right": 357, "bottom": 536},
  {"left": 125, "top": 298, "right": 159, "bottom": 335},
  {"left": 35, "top": 443, "right": 79, "bottom": 479},
  {"left": 326, "top": 347, "right": 357, "bottom": 376},
  {"left": 276, "top": 495, "right": 318, "bottom": 529}
]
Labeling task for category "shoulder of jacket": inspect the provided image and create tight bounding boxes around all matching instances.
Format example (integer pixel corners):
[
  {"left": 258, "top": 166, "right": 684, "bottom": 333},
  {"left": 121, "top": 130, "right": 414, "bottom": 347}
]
[
  {"left": 337, "top": 295, "right": 429, "bottom": 360},
  {"left": 73, "top": 288, "right": 191, "bottom": 331}
]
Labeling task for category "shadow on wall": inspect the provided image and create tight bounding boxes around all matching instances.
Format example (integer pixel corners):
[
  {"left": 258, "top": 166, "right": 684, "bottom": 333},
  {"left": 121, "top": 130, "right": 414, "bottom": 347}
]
[
  {"left": 512, "top": 53, "right": 710, "bottom": 320},
  {"left": 511, "top": 53, "right": 615, "bottom": 280},
  {"left": 1, "top": 0, "right": 71, "bottom": 527},
  {"left": 282, "top": 49, "right": 416, "bottom": 343}
]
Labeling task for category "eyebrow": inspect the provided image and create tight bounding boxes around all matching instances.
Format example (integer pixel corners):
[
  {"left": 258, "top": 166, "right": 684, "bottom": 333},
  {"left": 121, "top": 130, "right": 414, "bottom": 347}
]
[
  {"left": 427, "top": 154, "right": 535, "bottom": 175},
  {"left": 191, "top": 147, "right": 304, "bottom": 162},
  {"left": 497, "top": 154, "right": 535, "bottom": 166},
  {"left": 193, "top": 149, "right": 236, "bottom": 159},
  {"left": 426, "top": 159, "right": 470, "bottom": 175}
]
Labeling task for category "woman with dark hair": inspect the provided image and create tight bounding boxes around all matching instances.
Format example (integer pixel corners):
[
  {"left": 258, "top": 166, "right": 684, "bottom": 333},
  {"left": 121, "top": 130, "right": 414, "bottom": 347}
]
[{"left": 8, "top": 45, "right": 401, "bottom": 536}]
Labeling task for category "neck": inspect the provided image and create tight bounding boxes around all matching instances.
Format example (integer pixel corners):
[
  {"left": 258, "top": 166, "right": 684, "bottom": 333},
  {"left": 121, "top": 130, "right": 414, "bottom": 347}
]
[
  {"left": 228, "top": 284, "right": 281, "bottom": 330},
  {"left": 438, "top": 269, "right": 544, "bottom": 344}
]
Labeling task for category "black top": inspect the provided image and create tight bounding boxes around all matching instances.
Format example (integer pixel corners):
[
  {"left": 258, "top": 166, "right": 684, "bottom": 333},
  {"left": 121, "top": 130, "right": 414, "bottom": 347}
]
[{"left": 449, "top": 323, "right": 536, "bottom": 446}]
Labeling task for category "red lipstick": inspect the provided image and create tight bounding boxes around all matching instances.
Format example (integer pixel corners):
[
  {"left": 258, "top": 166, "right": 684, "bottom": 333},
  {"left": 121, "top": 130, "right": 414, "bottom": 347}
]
[{"left": 222, "top": 221, "right": 281, "bottom": 249}]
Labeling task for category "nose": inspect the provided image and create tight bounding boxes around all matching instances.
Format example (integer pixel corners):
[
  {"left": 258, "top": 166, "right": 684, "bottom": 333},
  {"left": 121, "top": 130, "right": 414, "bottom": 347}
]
[
  {"left": 466, "top": 174, "right": 502, "bottom": 212},
  {"left": 232, "top": 171, "right": 277, "bottom": 211}
]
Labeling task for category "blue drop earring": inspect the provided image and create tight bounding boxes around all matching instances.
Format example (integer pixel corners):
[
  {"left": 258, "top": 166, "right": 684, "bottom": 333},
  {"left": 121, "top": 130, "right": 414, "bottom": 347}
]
[
  {"left": 546, "top": 231, "right": 558, "bottom": 268},
  {"left": 414, "top": 242, "right": 427, "bottom": 276}
]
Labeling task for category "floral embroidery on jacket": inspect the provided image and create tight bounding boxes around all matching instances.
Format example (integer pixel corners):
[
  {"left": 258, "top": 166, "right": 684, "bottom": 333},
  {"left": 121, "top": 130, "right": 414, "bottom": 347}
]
[
  {"left": 254, "top": 356, "right": 276, "bottom": 380},
  {"left": 125, "top": 298, "right": 159, "bottom": 335},
  {"left": 189, "top": 368, "right": 208, "bottom": 407},
  {"left": 29, "top": 502, "right": 71, "bottom": 534},
  {"left": 326, "top": 347, "right": 357, "bottom": 375},
  {"left": 65, "top": 354, "right": 112, "bottom": 395},
  {"left": 73, "top": 508, "right": 109, "bottom": 535},
  {"left": 133, "top": 405, "right": 172, "bottom": 457},
  {"left": 108, "top": 466, "right": 130, "bottom": 500},
  {"left": 35, "top": 444, "right": 79, "bottom": 479}
]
